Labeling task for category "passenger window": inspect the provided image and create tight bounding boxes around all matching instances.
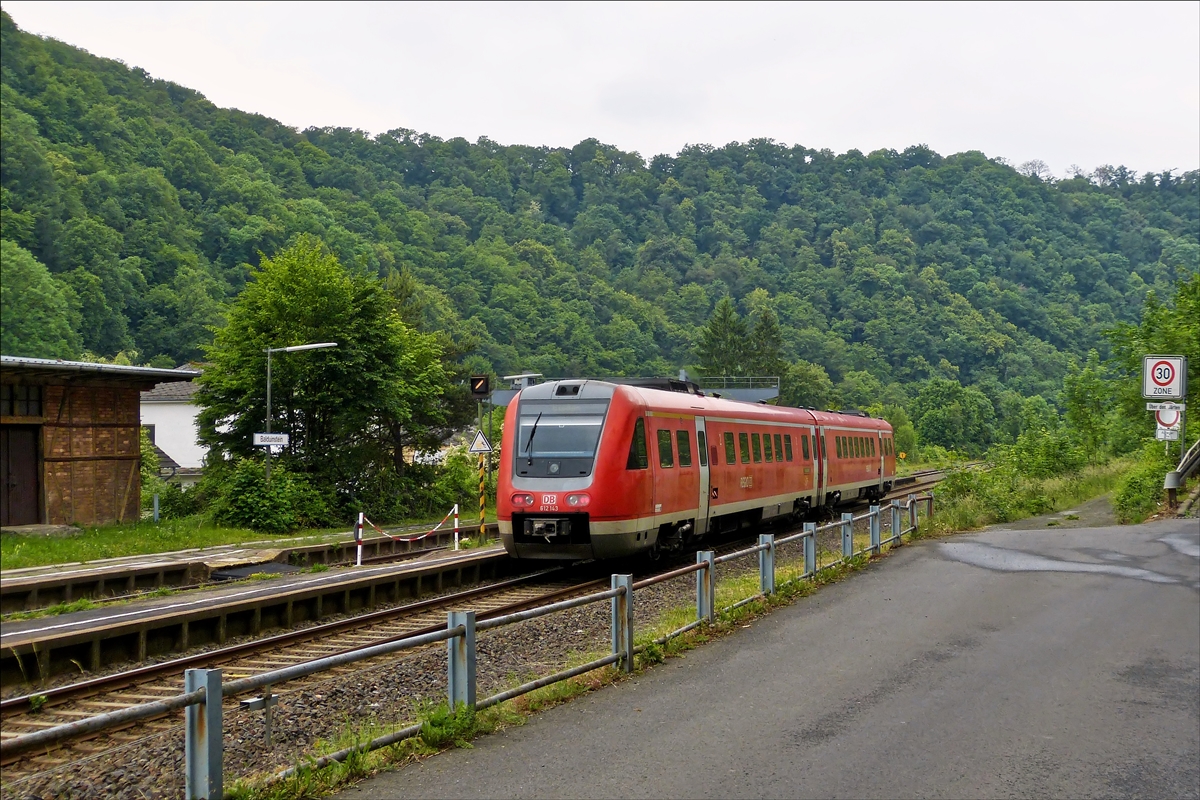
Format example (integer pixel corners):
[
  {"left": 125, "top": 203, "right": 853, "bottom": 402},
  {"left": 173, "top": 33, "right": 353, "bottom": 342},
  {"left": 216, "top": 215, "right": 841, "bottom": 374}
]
[
  {"left": 854, "top": 437, "right": 861, "bottom": 458},
  {"left": 739, "top": 432, "right": 751, "bottom": 464},
  {"left": 871, "top": 438, "right": 876, "bottom": 456},
  {"left": 751, "top": 433, "right": 763, "bottom": 462},
  {"left": 800, "top": 434, "right": 809, "bottom": 460},
  {"left": 697, "top": 431, "right": 708, "bottom": 466},
  {"left": 836, "top": 437, "right": 843, "bottom": 459},
  {"left": 626, "top": 418, "right": 648, "bottom": 470},
  {"left": 763, "top": 433, "right": 773, "bottom": 462},
  {"left": 774, "top": 434, "right": 783, "bottom": 461},
  {"left": 724, "top": 432, "right": 736, "bottom": 464},
  {"left": 677, "top": 430, "right": 693, "bottom": 467},
  {"left": 657, "top": 429, "right": 674, "bottom": 468}
]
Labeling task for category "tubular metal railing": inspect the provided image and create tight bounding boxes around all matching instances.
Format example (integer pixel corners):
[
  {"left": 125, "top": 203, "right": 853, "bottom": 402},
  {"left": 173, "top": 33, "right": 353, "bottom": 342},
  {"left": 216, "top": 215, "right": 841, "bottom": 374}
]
[{"left": 3, "top": 493, "right": 933, "bottom": 800}]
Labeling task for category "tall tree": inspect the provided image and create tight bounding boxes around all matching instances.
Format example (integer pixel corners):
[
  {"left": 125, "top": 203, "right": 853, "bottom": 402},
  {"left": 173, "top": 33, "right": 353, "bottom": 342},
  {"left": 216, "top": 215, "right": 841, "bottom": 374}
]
[
  {"left": 696, "top": 296, "right": 748, "bottom": 376},
  {"left": 196, "top": 236, "right": 451, "bottom": 499}
]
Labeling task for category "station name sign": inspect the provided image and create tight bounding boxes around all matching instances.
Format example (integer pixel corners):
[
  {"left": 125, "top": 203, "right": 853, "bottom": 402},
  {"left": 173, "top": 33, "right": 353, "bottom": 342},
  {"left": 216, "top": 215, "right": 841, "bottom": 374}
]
[
  {"left": 253, "top": 432, "right": 290, "bottom": 446},
  {"left": 1142, "top": 355, "right": 1187, "bottom": 400}
]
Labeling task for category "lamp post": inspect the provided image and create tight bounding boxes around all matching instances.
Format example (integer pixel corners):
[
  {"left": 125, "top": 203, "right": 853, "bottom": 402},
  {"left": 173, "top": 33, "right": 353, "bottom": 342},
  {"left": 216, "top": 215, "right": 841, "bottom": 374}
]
[{"left": 265, "top": 342, "right": 337, "bottom": 483}]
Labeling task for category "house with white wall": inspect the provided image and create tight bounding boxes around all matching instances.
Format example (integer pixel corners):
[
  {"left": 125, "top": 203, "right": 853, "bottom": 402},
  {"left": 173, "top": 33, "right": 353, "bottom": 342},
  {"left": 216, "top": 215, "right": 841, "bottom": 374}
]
[{"left": 140, "top": 380, "right": 204, "bottom": 486}]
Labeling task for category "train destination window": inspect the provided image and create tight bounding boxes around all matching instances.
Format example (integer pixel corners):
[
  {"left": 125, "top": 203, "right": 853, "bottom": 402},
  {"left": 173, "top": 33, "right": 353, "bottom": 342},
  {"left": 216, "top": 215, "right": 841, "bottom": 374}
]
[
  {"left": 739, "top": 432, "right": 751, "bottom": 463},
  {"left": 774, "top": 434, "right": 783, "bottom": 461},
  {"left": 725, "top": 432, "right": 736, "bottom": 464},
  {"left": 626, "top": 418, "right": 648, "bottom": 469},
  {"left": 763, "top": 433, "right": 773, "bottom": 462},
  {"left": 658, "top": 429, "right": 674, "bottom": 467},
  {"left": 751, "top": 433, "right": 762, "bottom": 462},
  {"left": 677, "top": 430, "right": 693, "bottom": 467},
  {"left": 697, "top": 431, "right": 708, "bottom": 466}
]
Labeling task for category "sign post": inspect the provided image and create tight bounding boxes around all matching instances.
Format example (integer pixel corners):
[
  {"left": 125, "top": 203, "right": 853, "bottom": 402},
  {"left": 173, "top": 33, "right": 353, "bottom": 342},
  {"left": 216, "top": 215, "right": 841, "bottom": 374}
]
[
  {"left": 1143, "top": 356, "right": 1188, "bottom": 457},
  {"left": 468, "top": 431, "right": 493, "bottom": 534}
]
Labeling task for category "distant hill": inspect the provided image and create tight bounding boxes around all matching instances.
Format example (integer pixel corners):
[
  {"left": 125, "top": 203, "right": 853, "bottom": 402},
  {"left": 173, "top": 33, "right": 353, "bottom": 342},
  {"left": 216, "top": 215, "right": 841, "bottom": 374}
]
[{"left": 2, "top": 9, "right": 1197, "bottom": 414}]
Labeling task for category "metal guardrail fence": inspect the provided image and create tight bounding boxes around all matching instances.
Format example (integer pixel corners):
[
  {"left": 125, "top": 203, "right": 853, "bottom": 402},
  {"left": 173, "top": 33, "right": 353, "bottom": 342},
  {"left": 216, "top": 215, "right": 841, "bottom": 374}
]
[
  {"left": 694, "top": 376, "right": 781, "bottom": 390},
  {"left": 3, "top": 494, "right": 933, "bottom": 800}
]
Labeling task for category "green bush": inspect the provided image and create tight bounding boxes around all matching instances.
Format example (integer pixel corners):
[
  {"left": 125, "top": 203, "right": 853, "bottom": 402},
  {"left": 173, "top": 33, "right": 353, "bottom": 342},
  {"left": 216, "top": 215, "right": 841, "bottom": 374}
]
[
  {"left": 1112, "top": 444, "right": 1173, "bottom": 524},
  {"left": 209, "top": 457, "right": 334, "bottom": 533}
]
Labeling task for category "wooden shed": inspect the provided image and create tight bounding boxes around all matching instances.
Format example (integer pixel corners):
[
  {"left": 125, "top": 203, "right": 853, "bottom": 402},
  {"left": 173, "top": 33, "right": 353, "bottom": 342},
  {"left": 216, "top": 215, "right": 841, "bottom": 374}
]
[{"left": 0, "top": 356, "right": 200, "bottom": 528}]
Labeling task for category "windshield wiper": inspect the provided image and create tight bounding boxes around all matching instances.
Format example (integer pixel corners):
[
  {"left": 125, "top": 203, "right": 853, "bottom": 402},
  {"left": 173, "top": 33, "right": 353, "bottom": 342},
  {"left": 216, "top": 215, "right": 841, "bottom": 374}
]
[{"left": 525, "top": 412, "right": 543, "bottom": 466}]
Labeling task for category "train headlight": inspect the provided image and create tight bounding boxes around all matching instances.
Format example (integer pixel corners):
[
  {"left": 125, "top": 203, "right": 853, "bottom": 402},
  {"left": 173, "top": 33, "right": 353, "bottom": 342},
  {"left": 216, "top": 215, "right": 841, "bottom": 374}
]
[
  {"left": 565, "top": 493, "right": 591, "bottom": 507},
  {"left": 511, "top": 493, "right": 535, "bottom": 508}
]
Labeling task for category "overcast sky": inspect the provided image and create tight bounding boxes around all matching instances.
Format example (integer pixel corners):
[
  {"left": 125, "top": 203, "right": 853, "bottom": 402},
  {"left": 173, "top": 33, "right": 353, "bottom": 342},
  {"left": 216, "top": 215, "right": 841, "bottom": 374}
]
[{"left": 5, "top": 1, "right": 1198, "bottom": 177}]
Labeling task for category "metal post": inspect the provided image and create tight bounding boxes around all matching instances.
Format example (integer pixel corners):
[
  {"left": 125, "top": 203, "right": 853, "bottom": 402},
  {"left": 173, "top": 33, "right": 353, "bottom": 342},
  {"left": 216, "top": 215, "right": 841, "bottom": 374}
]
[
  {"left": 928, "top": 489, "right": 935, "bottom": 518},
  {"left": 804, "top": 522, "right": 816, "bottom": 576},
  {"left": 153, "top": 493, "right": 159, "bottom": 523},
  {"left": 355, "top": 512, "right": 364, "bottom": 567},
  {"left": 842, "top": 512, "right": 854, "bottom": 559},
  {"left": 453, "top": 504, "right": 460, "bottom": 550},
  {"left": 759, "top": 533, "right": 775, "bottom": 595},
  {"left": 184, "top": 668, "right": 223, "bottom": 800},
  {"left": 447, "top": 611, "right": 476, "bottom": 711},
  {"left": 869, "top": 505, "right": 881, "bottom": 554},
  {"left": 265, "top": 348, "right": 272, "bottom": 485},
  {"left": 697, "top": 551, "right": 715, "bottom": 623},
  {"left": 909, "top": 494, "right": 917, "bottom": 532},
  {"left": 611, "top": 574, "right": 634, "bottom": 672},
  {"left": 892, "top": 500, "right": 902, "bottom": 543},
  {"left": 478, "top": 454, "right": 485, "bottom": 529}
]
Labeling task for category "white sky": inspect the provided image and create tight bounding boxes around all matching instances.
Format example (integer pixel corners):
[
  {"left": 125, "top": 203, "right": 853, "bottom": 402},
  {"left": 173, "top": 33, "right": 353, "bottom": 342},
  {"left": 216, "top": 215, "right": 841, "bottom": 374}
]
[{"left": 4, "top": 1, "right": 1198, "bottom": 178}]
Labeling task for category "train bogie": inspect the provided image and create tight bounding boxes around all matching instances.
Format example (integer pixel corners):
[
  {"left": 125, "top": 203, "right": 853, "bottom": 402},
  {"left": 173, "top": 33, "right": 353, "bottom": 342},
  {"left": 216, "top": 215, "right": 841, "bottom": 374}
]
[{"left": 498, "top": 380, "right": 896, "bottom": 561}]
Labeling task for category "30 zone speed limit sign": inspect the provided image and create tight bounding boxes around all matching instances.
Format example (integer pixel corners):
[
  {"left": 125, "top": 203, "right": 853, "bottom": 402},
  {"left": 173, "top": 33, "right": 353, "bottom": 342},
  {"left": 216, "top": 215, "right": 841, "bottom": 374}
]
[{"left": 1143, "top": 355, "right": 1187, "bottom": 400}]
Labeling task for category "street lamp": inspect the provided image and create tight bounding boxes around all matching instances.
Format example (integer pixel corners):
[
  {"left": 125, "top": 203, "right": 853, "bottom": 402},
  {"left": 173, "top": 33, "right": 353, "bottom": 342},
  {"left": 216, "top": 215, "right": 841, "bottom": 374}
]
[{"left": 265, "top": 342, "right": 337, "bottom": 482}]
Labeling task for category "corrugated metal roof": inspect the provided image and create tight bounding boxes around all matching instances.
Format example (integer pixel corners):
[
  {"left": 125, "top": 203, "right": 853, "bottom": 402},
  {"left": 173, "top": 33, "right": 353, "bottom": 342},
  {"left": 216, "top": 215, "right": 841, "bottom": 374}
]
[{"left": 1, "top": 355, "right": 199, "bottom": 381}]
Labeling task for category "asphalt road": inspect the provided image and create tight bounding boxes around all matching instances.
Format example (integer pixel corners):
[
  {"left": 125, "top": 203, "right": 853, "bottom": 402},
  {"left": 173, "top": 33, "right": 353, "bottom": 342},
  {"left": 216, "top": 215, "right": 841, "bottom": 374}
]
[{"left": 341, "top": 516, "right": 1200, "bottom": 799}]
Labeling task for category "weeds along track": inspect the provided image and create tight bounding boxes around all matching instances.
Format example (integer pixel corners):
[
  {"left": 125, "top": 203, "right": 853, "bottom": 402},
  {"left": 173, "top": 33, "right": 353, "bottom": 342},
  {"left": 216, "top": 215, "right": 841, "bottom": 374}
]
[{"left": 0, "top": 568, "right": 605, "bottom": 777}]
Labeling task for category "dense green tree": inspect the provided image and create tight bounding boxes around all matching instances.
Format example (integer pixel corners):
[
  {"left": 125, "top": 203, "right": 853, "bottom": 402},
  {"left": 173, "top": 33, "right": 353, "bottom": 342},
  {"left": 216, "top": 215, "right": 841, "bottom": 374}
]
[
  {"left": 779, "top": 360, "right": 837, "bottom": 409},
  {"left": 196, "top": 236, "right": 451, "bottom": 515},
  {"left": 1061, "top": 350, "right": 1109, "bottom": 461},
  {"left": 696, "top": 296, "right": 748, "bottom": 376},
  {"left": 0, "top": 239, "right": 81, "bottom": 357},
  {"left": 911, "top": 378, "right": 998, "bottom": 455}
]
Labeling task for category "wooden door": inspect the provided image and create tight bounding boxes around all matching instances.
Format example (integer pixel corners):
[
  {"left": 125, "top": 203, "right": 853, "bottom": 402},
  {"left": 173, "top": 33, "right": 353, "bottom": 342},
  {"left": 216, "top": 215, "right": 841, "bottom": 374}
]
[{"left": 1, "top": 426, "right": 40, "bottom": 526}]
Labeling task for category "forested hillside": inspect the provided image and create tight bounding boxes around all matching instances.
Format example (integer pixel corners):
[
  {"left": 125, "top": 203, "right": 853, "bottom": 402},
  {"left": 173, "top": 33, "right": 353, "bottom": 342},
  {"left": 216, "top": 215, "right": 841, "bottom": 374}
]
[{"left": 3, "top": 10, "right": 1197, "bottom": 432}]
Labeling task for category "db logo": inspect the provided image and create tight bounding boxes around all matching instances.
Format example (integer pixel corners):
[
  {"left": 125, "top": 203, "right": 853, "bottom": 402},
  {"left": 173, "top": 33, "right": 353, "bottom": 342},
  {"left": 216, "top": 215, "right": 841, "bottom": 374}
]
[{"left": 541, "top": 494, "right": 557, "bottom": 505}]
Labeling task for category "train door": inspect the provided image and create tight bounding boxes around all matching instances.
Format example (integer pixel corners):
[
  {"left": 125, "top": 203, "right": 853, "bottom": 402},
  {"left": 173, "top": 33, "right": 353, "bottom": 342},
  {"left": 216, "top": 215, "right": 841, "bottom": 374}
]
[
  {"left": 695, "top": 417, "right": 710, "bottom": 536},
  {"left": 815, "top": 425, "right": 826, "bottom": 508},
  {"left": 876, "top": 431, "right": 884, "bottom": 492}
]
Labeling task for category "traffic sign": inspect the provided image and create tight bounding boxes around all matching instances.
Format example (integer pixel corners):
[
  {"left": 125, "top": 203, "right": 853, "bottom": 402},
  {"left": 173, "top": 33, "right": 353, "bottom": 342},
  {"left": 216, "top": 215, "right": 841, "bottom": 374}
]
[
  {"left": 254, "top": 432, "right": 289, "bottom": 446},
  {"left": 1155, "top": 408, "right": 1182, "bottom": 429},
  {"left": 467, "top": 431, "right": 493, "bottom": 454},
  {"left": 1156, "top": 428, "right": 1180, "bottom": 441},
  {"left": 470, "top": 375, "right": 490, "bottom": 397},
  {"left": 1143, "top": 355, "right": 1187, "bottom": 399},
  {"left": 1146, "top": 402, "right": 1185, "bottom": 411}
]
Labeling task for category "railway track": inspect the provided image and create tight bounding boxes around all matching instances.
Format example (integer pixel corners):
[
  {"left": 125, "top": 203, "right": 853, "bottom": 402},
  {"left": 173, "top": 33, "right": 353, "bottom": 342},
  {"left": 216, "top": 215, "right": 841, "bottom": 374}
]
[{"left": 0, "top": 567, "right": 607, "bottom": 775}]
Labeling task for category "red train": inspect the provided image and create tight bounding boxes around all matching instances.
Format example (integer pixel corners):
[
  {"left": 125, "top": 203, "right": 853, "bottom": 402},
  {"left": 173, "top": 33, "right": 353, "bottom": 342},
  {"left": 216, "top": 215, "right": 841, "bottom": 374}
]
[{"left": 498, "top": 379, "right": 896, "bottom": 560}]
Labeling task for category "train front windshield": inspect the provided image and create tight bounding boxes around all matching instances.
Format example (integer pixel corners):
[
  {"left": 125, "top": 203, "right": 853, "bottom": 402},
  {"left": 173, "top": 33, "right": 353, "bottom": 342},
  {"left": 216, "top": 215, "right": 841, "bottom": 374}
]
[{"left": 515, "top": 400, "right": 608, "bottom": 477}]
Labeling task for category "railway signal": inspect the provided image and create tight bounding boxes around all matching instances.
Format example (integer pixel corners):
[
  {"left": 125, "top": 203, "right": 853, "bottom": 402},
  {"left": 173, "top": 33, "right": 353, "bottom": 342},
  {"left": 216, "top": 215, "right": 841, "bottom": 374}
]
[{"left": 470, "top": 375, "right": 490, "bottom": 397}]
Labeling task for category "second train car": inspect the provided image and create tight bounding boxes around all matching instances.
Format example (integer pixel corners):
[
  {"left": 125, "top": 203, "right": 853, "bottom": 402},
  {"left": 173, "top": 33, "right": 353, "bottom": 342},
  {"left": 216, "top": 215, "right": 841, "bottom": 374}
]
[{"left": 498, "top": 379, "right": 896, "bottom": 560}]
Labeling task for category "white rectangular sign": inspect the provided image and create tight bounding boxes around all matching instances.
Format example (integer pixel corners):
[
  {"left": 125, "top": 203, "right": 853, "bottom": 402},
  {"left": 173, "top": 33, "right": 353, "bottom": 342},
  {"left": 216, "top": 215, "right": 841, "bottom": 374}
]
[
  {"left": 253, "top": 432, "right": 290, "bottom": 446},
  {"left": 1156, "top": 427, "right": 1180, "bottom": 441},
  {"left": 1143, "top": 355, "right": 1187, "bottom": 400},
  {"left": 1146, "top": 402, "right": 1185, "bottom": 411}
]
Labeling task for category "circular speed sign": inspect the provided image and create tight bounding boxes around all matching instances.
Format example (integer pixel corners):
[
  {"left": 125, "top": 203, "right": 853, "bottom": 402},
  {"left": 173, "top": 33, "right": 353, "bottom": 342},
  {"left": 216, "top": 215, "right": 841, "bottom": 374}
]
[{"left": 1151, "top": 360, "right": 1175, "bottom": 387}]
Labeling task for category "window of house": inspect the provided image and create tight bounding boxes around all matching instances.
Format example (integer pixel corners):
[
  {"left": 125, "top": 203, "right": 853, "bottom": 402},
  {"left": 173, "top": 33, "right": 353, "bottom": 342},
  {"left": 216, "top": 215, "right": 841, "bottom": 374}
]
[
  {"left": 658, "top": 429, "right": 674, "bottom": 467},
  {"left": 676, "top": 430, "right": 692, "bottom": 467},
  {"left": 1, "top": 384, "right": 42, "bottom": 417}
]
